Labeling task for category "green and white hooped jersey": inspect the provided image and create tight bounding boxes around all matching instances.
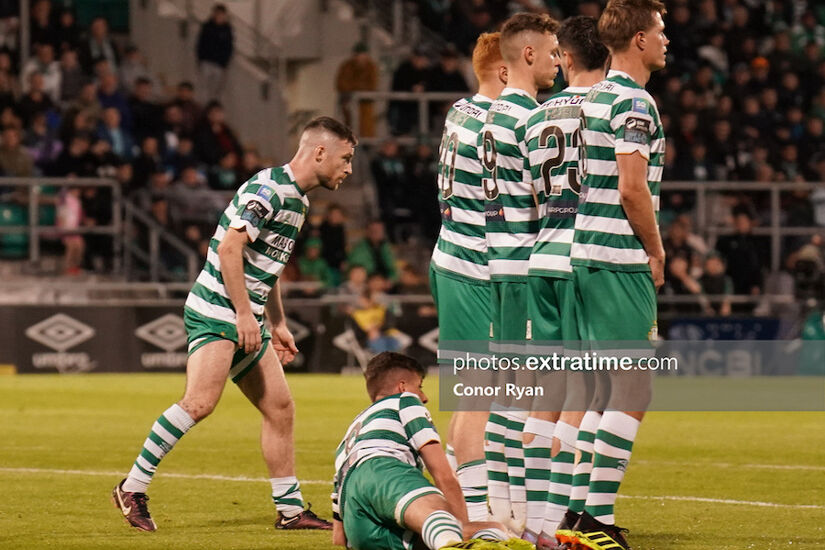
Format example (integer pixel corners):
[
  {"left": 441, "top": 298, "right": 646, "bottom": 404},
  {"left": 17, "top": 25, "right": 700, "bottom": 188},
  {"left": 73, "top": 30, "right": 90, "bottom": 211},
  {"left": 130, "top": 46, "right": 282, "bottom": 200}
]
[
  {"left": 480, "top": 88, "right": 540, "bottom": 282},
  {"left": 184, "top": 164, "right": 309, "bottom": 324},
  {"left": 431, "top": 94, "right": 493, "bottom": 282},
  {"left": 571, "top": 70, "right": 665, "bottom": 272},
  {"left": 331, "top": 392, "right": 440, "bottom": 517},
  {"left": 524, "top": 86, "right": 591, "bottom": 279}
]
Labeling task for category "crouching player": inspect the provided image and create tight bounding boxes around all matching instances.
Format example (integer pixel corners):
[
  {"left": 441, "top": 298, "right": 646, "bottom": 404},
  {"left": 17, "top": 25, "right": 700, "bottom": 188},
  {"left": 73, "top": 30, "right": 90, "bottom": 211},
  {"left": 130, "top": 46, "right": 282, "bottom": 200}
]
[{"left": 332, "top": 352, "right": 525, "bottom": 550}]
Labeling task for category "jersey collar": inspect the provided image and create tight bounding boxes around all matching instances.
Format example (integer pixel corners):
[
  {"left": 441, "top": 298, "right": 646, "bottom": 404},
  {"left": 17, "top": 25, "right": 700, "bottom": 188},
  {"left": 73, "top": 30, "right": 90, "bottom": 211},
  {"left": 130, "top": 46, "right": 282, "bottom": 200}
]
[
  {"left": 607, "top": 69, "right": 641, "bottom": 87},
  {"left": 283, "top": 163, "right": 306, "bottom": 197},
  {"left": 473, "top": 93, "right": 494, "bottom": 103},
  {"left": 500, "top": 87, "right": 535, "bottom": 100}
]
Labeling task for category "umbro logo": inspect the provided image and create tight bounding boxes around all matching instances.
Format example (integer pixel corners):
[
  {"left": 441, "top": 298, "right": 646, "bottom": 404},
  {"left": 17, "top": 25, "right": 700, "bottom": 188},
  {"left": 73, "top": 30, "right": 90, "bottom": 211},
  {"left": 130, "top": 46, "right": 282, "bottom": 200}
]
[
  {"left": 135, "top": 314, "right": 187, "bottom": 352},
  {"left": 25, "top": 314, "right": 95, "bottom": 352}
]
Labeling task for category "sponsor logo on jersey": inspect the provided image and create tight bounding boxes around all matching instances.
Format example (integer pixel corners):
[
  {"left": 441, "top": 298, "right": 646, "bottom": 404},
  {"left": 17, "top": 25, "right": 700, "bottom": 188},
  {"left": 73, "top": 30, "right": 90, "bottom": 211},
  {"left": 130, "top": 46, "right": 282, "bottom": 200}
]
[
  {"left": 484, "top": 201, "right": 505, "bottom": 221},
  {"left": 439, "top": 201, "right": 452, "bottom": 221},
  {"left": 25, "top": 313, "right": 96, "bottom": 372},
  {"left": 545, "top": 199, "right": 579, "bottom": 219},
  {"left": 135, "top": 314, "right": 188, "bottom": 369},
  {"left": 632, "top": 97, "right": 648, "bottom": 113},
  {"left": 624, "top": 117, "right": 651, "bottom": 145},
  {"left": 241, "top": 200, "right": 268, "bottom": 226},
  {"left": 256, "top": 185, "right": 274, "bottom": 201}
]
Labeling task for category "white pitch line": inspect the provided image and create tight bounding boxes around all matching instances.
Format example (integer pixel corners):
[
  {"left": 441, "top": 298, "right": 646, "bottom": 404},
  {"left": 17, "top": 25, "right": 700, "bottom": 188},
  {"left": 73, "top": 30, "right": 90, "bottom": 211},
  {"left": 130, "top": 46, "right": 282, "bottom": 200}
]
[
  {"left": 634, "top": 459, "right": 825, "bottom": 472},
  {"left": 1, "top": 466, "right": 823, "bottom": 510},
  {"left": 0, "top": 467, "right": 328, "bottom": 485},
  {"left": 619, "top": 494, "right": 825, "bottom": 510}
]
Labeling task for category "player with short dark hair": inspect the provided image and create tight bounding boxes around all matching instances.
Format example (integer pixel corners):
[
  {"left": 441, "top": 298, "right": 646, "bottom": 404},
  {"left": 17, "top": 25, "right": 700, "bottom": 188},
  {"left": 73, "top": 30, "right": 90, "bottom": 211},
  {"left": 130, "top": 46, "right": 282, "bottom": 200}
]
[
  {"left": 568, "top": 1, "right": 668, "bottom": 548},
  {"left": 332, "top": 352, "right": 512, "bottom": 550},
  {"left": 480, "top": 12, "right": 561, "bottom": 533},
  {"left": 112, "top": 116, "right": 356, "bottom": 533},
  {"left": 519, "top": 15, "right": 609, "bottom": 549}
]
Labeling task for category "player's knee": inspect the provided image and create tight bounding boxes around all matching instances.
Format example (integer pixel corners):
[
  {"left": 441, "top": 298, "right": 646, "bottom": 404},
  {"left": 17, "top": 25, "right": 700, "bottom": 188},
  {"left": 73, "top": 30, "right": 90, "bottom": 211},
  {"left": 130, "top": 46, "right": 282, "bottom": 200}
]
[
  {"left": 263, "top": 395, "right": 294, "bottom": 423},
  {"left": 179, "top": 398, "right": 217, "bottom": 421}
]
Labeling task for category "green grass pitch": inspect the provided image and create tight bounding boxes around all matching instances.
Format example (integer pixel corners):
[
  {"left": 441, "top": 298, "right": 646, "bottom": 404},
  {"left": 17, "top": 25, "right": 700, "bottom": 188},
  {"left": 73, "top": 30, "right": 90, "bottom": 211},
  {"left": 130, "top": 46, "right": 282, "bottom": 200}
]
[{"left": 1, "top": 373, "right": 823, "bottom": 549}]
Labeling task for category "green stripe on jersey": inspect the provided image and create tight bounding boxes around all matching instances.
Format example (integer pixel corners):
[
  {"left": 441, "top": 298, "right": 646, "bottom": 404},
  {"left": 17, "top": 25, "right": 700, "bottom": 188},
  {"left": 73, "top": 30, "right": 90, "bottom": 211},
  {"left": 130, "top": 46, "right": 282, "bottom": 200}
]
[
  {"left": 524, "top": 87, "right": 590, "bottom": 279},
  {"left": 184, "top": 164, "right": 309, "bottom": 326},
  {"left": 432, "top": 95, "right": 493, "bottom": 282},
  {"left": 334, "top": 392, "right": 440, "bottom": 489},
  {"left": 482, "top": 88, "right": 540, "bottom": 281},
  {"left": 571, "top": 70, "right": 665, "bottom": 272}
]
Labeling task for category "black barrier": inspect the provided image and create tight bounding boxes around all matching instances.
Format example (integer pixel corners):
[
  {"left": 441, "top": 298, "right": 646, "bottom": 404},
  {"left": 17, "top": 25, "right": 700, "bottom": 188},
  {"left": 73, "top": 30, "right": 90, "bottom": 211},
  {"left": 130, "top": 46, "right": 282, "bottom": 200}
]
[{"left": 0, "top": 303, "right": 441, "bottom": 374}]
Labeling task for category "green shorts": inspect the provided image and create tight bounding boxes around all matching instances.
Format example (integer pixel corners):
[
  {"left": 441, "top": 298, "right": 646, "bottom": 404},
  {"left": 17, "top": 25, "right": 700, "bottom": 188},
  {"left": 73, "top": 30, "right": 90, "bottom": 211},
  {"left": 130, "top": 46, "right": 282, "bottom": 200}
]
[
  {"left": 490, "top": 280, "right": 529, "bottom": 343},
  {"left": 526, "top": 276, "right": 580, "bottom": 347},
  {"left": 341, "top": 457, "right": 442, "bottom": 550},
  {"left": 183, "top": 307, "right": 272, "bottom": 383},
  {"left": 573, "top": 267, "right": 657, "bottom": 350},
  {"left": 429, "top": 266, "right": 490, "bottom": 342}
]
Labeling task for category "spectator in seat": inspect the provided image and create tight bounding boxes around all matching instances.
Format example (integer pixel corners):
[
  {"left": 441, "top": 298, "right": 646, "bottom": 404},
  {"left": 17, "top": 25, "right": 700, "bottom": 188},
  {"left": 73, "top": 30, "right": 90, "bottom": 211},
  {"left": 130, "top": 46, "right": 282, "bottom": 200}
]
[
  {"left": 193, "top": 100, "right": 241, "bottom": 165},
  {"left": 29, "top": 0, "right": 56, "bottom": 50},
  {"left": 165, "top": 135, "right": 197, "bottom": 179},
  {"left": 389, "top": 47, "right": 430, "bottom": 135},
  {"left": 320, "top": 203, "right": 347, "bottom": 284},
  {"left": 131, "top": 135, "right": 163, "bottom": 193},
  {"left": 120, "top": 46, "right": 153, "bottom": 95},
  {"left": 81, "top": 16, "right": 119, "bottom": 74},
  {"left": 370, "top": 138, "right": 406, "bottom": 239},
  {"left": 426, "top": 45, "right": 468, "bottom": 126},
  {"left": 406, "top": 141, "right": 441, "bottom": 244},
  {"left": 97, "top": 71, "right": 132, "bottom": 130},
  {"left": 298, "top": 237, "right": 333, "bottom": 290},
  {"left": 70, "top": 81, "right": 102, "bottom": 125},
  {"left": 168, "top": 164, "right": 214, "bottom": 228},
  {"left": 335, "top": 42, "right": 378, "bottom": 137},
  {"left": 0, "top": 126, "right": 34, "bottom": 177},
  {"left": 24, "top": 111, "right": 62, "bottom": 171},
  {"left": 338, "top": 264, "right": 368, "bottom": 302},
  {"left": 97, "top": 107, "right": 135, "bottom": 160},
  {"left": 699, "top": 252, "right": 733, "bottom": 317},
  {"left": 238, "top": 146, "right": 263, "bottom": 182},
  {"left": 348, "top": 220, "right": 398, "bottom": 285},
  {"left": 196, "top": 3, "right": 234, "bottom": 101},
  {"left": 90, "top": 137, "right": 120, "bottom": 178},
  {"left": 18, "top": 72, "right": 55, "bottom": 127},
  {"left": 716, "top": 210, "right": 767, "bottom": 296},
  {"left": 0, "top": 71, "right": 17, "bottom": 113},
  {"left": 56, "top": 186, "right": 84, "bottom": 275},
  {"left": 22, "top": 42, "right": 61, "bottom": 103},
  {"left": 50, "top": 132, "right": 95, "bottom": 177},
  {"left": 172, "top": 81, "right": 201, "bottom": 134},
  {"left": 207, "top": 150, "right": 239, "bottom": 190},
  {"left": 129, "top": 76, "right": 163, "bottom": 142},
  {"left": 160, "top": 104, "right": 185, "bottom": 157},
  {"left": 59, "top": 48, "right": 85, "bottom": 104},
  {"left": 54, "top": 8, "right": 80, "bottom": 53}
]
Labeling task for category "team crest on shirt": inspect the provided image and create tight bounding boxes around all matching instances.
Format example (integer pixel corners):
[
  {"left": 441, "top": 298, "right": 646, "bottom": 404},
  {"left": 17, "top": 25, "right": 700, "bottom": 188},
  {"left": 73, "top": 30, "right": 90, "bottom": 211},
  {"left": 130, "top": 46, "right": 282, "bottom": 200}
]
[
  {"left": 440, "top": 201, "right": 452, "bottom": 221},
  {"left": 648, "top": 324, "right": 658, "bottom": 343}
]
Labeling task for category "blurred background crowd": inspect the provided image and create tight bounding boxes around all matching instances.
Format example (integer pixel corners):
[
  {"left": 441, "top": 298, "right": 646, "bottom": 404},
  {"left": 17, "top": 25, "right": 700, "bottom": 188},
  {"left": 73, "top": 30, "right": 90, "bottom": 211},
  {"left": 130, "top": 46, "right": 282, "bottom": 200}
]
[{"left": 0, "top": 0, "right": 824, "bottom": 323}]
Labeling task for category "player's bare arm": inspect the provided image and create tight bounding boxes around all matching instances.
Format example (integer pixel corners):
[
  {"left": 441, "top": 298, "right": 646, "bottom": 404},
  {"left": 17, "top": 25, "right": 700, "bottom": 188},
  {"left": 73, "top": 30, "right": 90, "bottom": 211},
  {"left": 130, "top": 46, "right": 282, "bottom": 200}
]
[
  {"left": 265, "top": 280, "right": 299, "bottom": 365},
  {"left": 217, "top": 226, "right": 261, "bottom": 353},
  {"left": 419, "top": 440, "right": 469, "bottom": 524},
  {"left": 617, "top": 151, "right": 665, "bottom": 289}
]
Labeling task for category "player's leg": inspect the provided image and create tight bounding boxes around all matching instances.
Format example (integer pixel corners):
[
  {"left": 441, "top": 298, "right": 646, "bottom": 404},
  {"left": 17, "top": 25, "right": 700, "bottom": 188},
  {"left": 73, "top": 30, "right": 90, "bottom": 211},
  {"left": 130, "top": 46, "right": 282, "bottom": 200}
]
[
  {"left": 574, "top": 269, "right": 655, "bottom": 550},
  {"left": 486, "top": 281, "right": 511, "bottom": 524},
  {"left": 235, "top": 343, "right": 331, "bottom": 529},
  {"left": 452, "top": 411, "right": 490, "bottom": 522},
  {"left": 114, "top": 338, "right": 235, "bottom": 530}
]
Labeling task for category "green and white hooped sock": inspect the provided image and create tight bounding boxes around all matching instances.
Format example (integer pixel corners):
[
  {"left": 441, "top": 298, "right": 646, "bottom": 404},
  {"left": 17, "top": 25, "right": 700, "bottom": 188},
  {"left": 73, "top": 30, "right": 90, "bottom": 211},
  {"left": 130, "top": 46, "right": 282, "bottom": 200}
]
[
  {"left": 584, "top": 411, "right": 641, "bottom": 524},
  {"left": 457, "top": 459, "right": 489, "bottom": 522},
  {"left": 503, "top": 409, "right": 528, "bottom": 525},
  {"left": 568, "top": 411, "right": 601, "bottom": 514},
  {"left": 523, "top": 417, "right": 554, "bottom": 538},
  {"left": 485, "top": 407, "right": 511, "bottom": 523},
  {"left": 122, "top": 403, "right": 196, "bottom": 493},
  {"left": 421, "top": 510, "right": 463, "bottom": 550},
  {"left": 542, "top": 421, "right": 578, "bottom": 537},
  {"left": 271, "top": 476, "right": 305, "bottom": 518}
]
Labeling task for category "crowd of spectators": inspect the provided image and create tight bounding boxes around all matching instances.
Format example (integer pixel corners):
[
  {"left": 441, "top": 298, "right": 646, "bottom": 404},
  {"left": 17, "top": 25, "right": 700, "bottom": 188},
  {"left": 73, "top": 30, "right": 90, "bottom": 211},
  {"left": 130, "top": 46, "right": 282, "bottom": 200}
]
[
  {"left": 346, "top": 0, "right": 825, "bottom": 311},
  {"left": 0, "top": 1, "right": 249, "bottom": 273}
]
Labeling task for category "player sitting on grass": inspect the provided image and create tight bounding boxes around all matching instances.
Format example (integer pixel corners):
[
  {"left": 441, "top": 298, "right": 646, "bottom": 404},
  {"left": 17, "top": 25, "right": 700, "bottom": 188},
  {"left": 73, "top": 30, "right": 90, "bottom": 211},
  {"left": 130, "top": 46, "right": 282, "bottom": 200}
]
[{"left": 332, "top": 352, "right": 524, "bottom": 550}]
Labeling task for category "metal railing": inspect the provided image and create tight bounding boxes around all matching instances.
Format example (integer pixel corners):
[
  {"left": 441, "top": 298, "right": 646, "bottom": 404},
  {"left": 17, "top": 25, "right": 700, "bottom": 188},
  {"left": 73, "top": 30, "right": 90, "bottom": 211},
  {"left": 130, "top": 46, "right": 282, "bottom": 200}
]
[
  {"left": 122, "top": 200, "right": 200, "bottom": 283},
  {"left": 0, "top": 177, "right": 122, "bottom": 269}
]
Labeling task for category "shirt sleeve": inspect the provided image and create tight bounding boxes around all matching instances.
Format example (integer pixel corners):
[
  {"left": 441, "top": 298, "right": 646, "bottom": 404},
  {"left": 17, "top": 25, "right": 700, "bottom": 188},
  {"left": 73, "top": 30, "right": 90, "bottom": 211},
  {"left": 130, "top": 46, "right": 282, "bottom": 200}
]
[
  {"left": 228, "top": 177, "right": 282, "bottom": 242},
  {"left": 398, "top": 393, "right": 440, "bottom": 451},
  {"left": 612, "top": 95, "right": 655, "bottom": 160},
  {"left": 331, "top": 470, "right": 341, "bottom": 521}
]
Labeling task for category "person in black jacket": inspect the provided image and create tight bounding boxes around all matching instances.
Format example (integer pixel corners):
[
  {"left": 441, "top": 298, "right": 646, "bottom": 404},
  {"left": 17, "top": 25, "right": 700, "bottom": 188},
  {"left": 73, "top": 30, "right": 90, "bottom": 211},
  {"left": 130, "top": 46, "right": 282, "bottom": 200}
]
[{"left": 196, "top": 4, "right": 234, "bottom": 101}]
